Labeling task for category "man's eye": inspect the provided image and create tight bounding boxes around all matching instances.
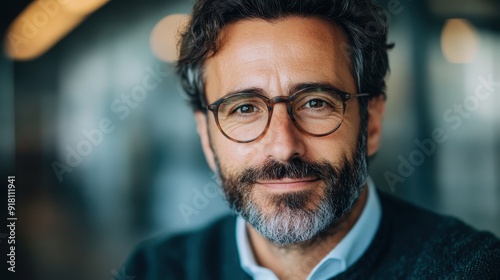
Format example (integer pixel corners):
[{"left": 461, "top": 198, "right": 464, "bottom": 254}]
[
  {"left": 235, "top": 104, "right": 257, "bottom": 114},
  {"left": 304, "top": 99, "right": 328, "bottom": 108}
]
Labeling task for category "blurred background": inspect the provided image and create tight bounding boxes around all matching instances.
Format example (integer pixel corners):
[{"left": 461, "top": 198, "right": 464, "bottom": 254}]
[{"left": 0, "top": 0, "right": 499, "bottom": 279}]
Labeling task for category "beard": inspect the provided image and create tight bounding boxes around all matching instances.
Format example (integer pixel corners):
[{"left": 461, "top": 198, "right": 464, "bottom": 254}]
[{"left": 213, "top": 131, "right": 368, "bottom": 246}]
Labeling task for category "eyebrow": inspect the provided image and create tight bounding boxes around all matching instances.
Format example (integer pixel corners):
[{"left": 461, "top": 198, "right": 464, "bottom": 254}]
[
  {"left": 221, "top": 82, "right": 347, "bottom": 99},
  {"left": 291, "top": 82, "right": 346, "bottom": 93}
]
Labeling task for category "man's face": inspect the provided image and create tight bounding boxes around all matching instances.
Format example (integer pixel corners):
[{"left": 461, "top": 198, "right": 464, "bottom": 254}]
[{"left": 195, "top": 16, "right": 384, "bottom": 245}]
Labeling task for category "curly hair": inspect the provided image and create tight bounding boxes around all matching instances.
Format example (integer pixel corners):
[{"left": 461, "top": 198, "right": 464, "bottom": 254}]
[{"left": 176, "top": 0, "right": 393, "bottom": 112}]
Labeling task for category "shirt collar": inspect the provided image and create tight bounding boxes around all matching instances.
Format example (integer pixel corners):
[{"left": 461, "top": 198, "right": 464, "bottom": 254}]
[{"left": 235, "top": 177, "right": 382, "bottom": 280}]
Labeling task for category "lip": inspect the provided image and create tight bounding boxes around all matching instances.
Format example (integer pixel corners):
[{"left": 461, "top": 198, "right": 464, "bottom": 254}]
[{"left": 256, "top": 178, "right": 321, "bottom": 192}]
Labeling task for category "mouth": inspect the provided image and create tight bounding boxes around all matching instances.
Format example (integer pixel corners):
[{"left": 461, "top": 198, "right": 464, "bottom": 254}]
[{"left": 256, "top": 178, "right": 321, "bottom": 192}]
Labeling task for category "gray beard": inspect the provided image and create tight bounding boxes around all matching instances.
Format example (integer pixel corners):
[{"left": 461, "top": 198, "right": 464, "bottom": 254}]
[
  {"left": 214, "top": 131, "right": 368, "bottom": 246},
  {"left": 244, "top": 192, "right": 340, "bottom": 245}
]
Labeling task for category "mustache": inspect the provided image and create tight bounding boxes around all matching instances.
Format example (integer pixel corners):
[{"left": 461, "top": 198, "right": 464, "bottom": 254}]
[{"left": 238, "top": 158, "right": 338, "bottom": 184}]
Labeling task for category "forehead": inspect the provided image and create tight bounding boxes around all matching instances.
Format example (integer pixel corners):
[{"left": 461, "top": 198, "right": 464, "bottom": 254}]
[{"left": 204, "top": 16, "right": 355, "bottom": 100}]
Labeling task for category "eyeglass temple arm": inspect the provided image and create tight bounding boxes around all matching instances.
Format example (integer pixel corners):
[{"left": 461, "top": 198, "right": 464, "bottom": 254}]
[{"left": 353, "top": 93, "right": 371, "bottom": 97}]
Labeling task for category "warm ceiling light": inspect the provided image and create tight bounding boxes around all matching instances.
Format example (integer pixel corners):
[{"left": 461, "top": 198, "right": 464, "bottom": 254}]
[
  {"left": 150, "top": 14, "right": 191, "bottom": 63},
  {"left": 4, "top": 0, "right": 109, "bottom": 61},
  {"left": 62, "top": 0, "right": 109, "bottom": 15},
  {"left": 441, "top": 19, "right": 479, "bottom": 64}
]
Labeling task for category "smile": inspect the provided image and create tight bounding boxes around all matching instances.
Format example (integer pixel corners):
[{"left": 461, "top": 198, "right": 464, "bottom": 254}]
[{"left": 256, "top": 178, "right": 321, "bottom": 192}]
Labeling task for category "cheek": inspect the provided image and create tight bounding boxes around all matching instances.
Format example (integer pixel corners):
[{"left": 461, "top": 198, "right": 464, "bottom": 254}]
[
  {"left": 208, "top": 119, "right": 260, "bottom": 170},
  {"left": 306, "top": 106, "right": 361, "bottom": 163},
  {"left": 304, "top": 134, "right": 355, "bottom": 166},
  {"left": 341, "top": 100, "right": 363, "bottom": 139}
]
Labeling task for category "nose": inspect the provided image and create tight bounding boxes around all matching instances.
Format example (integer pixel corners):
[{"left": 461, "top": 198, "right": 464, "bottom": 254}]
[{"left": 262, "top": 103, "right": 306, "bottom": 162}]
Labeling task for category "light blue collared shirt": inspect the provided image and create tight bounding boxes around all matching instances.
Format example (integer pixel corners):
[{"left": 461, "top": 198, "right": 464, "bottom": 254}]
[{"left": 236, "top": 177, "right": 381, "bottom": 280}]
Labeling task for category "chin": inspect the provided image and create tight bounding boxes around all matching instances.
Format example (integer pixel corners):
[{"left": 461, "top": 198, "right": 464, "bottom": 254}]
[{"left": 243, "top": 186, "right": 333, "bottom": 245}]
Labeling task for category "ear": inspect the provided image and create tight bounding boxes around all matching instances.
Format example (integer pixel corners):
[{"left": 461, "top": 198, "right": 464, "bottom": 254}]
[
  {"left": 366, "top": 95, "right": 385, "bottom": 157},
  {"left": 194, "top": 112, "right": 217, "bottom": 171}
]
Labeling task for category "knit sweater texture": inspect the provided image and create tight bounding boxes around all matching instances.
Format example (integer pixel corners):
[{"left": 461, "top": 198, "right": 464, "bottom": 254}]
[{"left": 124, "top": 190, "right": 500, "bottom": 279}]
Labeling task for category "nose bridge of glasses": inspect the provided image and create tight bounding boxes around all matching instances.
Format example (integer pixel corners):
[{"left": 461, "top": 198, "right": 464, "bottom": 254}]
[
  {"left": 268, "top": 95, "right": 295, "bottom": 119},
  {"left": 269, "top": 95, "right": 291, "bottom": 104},
  {"left": 265, "top": 97, "right": 297, "bottom": 137}
]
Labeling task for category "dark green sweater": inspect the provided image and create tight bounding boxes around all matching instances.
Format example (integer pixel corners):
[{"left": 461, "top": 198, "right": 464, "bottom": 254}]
[{"left": 124, "top": 191, "right": 500, "bottom": 279}]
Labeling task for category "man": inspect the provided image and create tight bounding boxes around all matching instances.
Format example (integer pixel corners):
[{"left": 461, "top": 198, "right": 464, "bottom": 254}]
[{"left": 124, "top": 0, "right": 500, "bottom": 279}]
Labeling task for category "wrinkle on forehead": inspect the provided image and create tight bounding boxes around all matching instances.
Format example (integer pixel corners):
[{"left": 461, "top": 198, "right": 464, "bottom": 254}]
[{"left": 204, "top": 16, "right": 356, "bottom": 102}]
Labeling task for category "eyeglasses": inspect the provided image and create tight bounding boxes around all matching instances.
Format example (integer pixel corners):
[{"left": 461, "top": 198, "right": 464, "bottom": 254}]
[{"left": 205, "top": 86, "right": 369, "bottom": 143}]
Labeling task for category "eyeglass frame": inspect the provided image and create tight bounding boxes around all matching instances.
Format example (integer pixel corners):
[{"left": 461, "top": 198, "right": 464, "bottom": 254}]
[{"left": 203, "top": 86, "right": 370, "bottom": 143}]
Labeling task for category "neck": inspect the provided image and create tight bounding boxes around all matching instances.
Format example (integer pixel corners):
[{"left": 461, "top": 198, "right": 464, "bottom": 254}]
[{"left": 246, "top": 185, "right": 368, "bottom": 280}]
